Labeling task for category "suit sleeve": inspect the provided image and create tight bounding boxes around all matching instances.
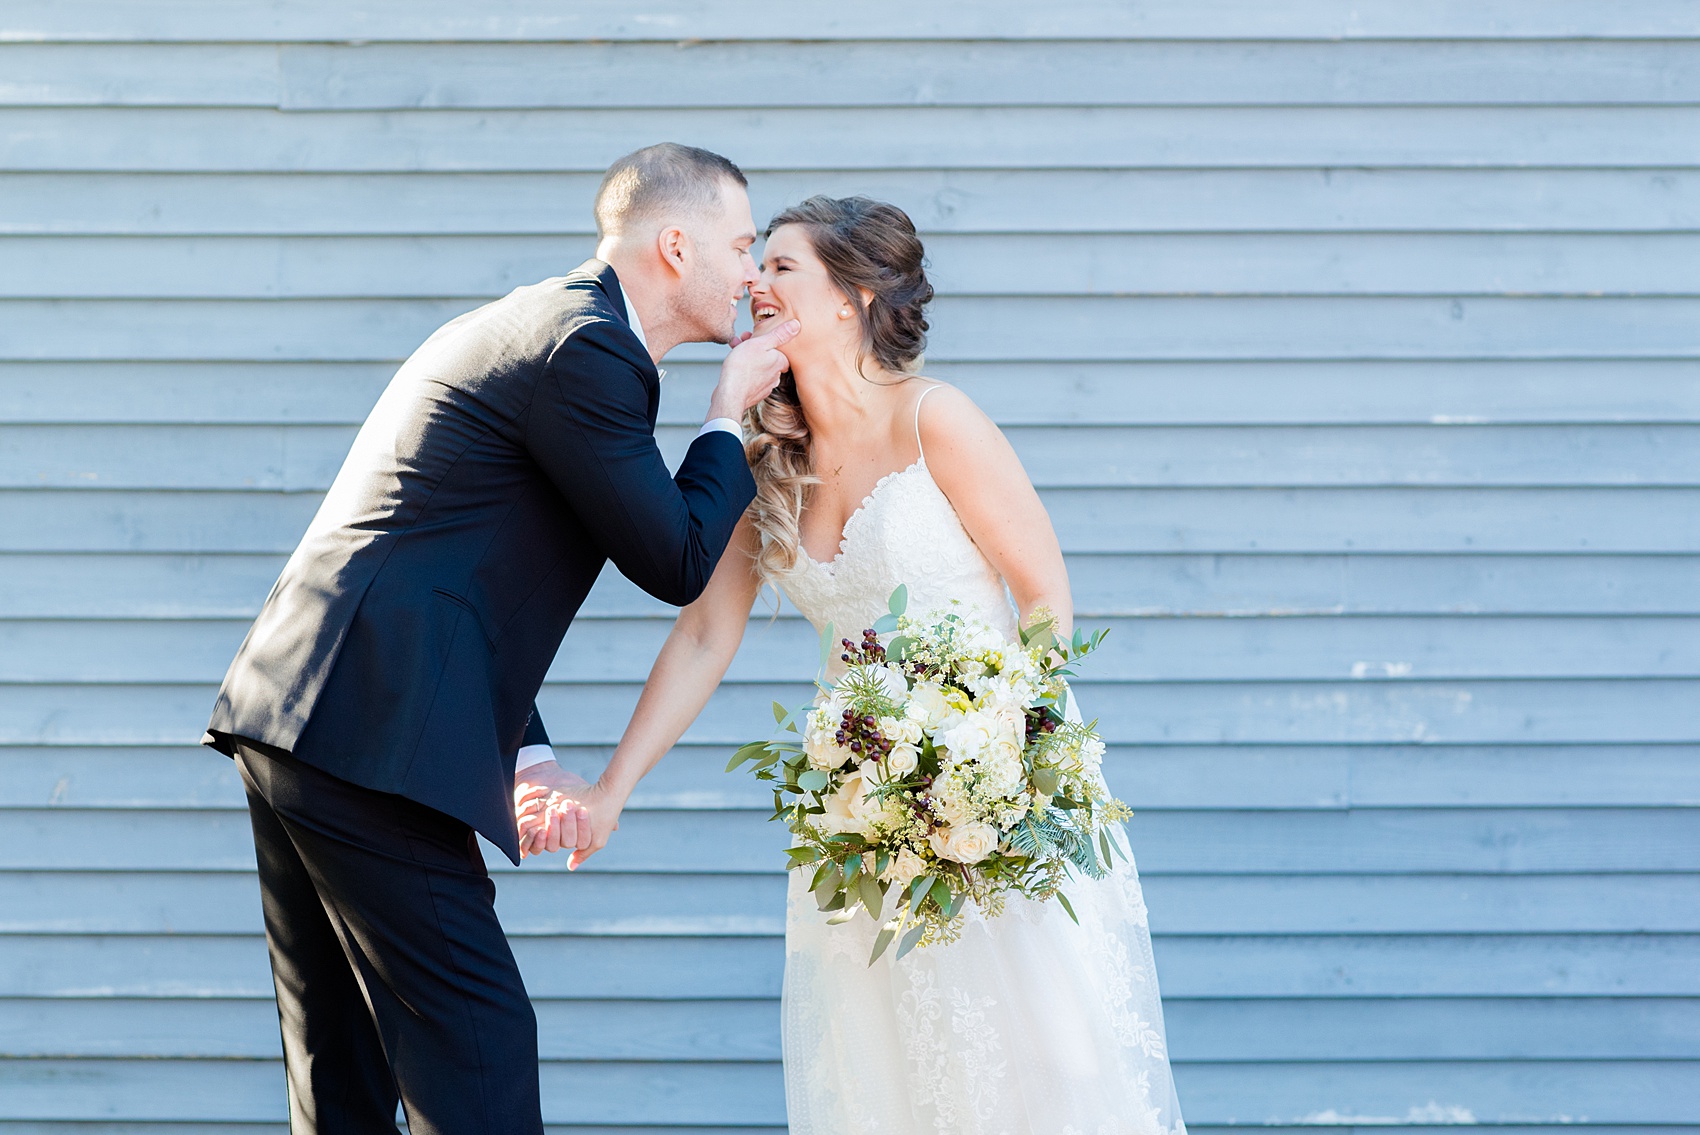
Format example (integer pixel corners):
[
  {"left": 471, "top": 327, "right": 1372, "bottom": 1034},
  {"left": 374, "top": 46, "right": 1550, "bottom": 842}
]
[
  {"left": 521, "top": 704, "right": 550, "bottom": 748},
  {"left": 527, "top": 319, "right": 757, "bottom": 607}
]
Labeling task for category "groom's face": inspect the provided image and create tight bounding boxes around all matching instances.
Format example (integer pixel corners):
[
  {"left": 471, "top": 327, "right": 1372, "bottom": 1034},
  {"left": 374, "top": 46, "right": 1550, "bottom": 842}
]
[{"left": 675, "top": 181, "right": 761, "bottom": 345}]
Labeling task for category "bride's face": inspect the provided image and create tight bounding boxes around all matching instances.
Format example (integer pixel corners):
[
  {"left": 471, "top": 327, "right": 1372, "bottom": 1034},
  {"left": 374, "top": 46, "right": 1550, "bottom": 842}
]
[{"left": 751, "top": 224, "right": 858, "bottom": 355}]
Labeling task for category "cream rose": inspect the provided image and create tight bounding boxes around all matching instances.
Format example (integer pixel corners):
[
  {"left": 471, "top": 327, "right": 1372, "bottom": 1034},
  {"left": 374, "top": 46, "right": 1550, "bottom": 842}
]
[
  {"left": 819, "top": 767, "right": 875, "bottom": 836},
  {"left": 884, "top": 742, "right": 921, "bottom": 776},
  {"left": 928, "top": 821, "right": 999, "bottom": 865},
  {"left": 881, "top": 847, "right": 928, "bottom": 888}
]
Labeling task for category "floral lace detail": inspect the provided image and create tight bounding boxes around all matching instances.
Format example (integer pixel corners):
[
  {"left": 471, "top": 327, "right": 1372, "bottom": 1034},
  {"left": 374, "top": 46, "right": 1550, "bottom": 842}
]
[
  {"left": 779, "top": 461, "right": 1019, "bottom": 681},
  {"left": 777, "top": 443, "right": 1185, "bottom": 1135}
]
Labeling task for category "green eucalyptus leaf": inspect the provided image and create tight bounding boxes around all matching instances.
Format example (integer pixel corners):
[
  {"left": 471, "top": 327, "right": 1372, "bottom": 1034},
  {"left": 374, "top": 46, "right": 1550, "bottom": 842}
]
[
  {"left": 1056, "top": 890, "right": 1079, "bottom": 925},
  {"left": 872, "top": 613, "right": 900, "bottom": 635},
  {"left": 1099, "top": 829, "right": 1116, "bottom": 868},
  {"left": 858, "top": 874, "right": 885, "bottom": 920},
  {"left": 819, "top": 620, "right": 837, "bottom": 671},
  {"left": 844, "top": 854, "right": 863, "bottom": 884},
  {"left": 888, "top": 584, "right": 908, "bottom": 616},
  {"left": 817, "top": 888, "right": 847, "bottom": 912},
  {"left": 797, "top": 769, "right": 830, "bottom": 793},
  {"left": 887, "top": 635, "right": 914, "bottom": 661},
  {"left": 869, "top": 925, "right": 898, "bottom": 965},
  {"left": 895, "top": 922, "right": 927, "bottom": 960},
  {"left": 772, "top": 700, "right": 789, "bottom": 725},
  {"left": 929, "top": 877, "right": 953, "bottom": 911},
  {"left": 826, "top": 906, "right": 858, "bottom": 925},
  {"left": 908, "top": 876, "right": 934, "bottom": 915},
  {"left": 945, "top": 889, "right": 969, "bottom": 919},
  {"left": 1031, "top": 767, "right": 1060, "bottom": 796}
]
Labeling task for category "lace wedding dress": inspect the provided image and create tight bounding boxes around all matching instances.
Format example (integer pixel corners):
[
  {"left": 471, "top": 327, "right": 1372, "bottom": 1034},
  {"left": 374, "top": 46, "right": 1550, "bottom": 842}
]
[{"left": 770, "top": 388, "right": 1186, "bottom": 1135}]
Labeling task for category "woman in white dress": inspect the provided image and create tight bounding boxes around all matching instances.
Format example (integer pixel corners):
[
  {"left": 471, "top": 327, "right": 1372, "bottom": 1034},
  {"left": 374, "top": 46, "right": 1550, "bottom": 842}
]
[{"left": 522, "top": 197, "right": 1185, "bottom": 1135}]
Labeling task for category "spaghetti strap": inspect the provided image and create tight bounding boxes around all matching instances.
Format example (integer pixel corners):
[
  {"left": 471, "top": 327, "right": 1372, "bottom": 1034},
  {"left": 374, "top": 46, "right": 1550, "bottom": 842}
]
[{"left": 913, "top": 383, "right": 942, "bottom": 465}]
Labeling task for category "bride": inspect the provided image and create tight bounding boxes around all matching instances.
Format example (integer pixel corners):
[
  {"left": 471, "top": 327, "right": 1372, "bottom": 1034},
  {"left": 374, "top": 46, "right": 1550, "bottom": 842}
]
[{"left": 519, "top": 196, "right": 1186, "bottom": 1135}]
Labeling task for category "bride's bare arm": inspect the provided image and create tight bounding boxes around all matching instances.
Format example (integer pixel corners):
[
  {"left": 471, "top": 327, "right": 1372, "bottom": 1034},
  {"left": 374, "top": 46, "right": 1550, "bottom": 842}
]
[
  {"left": 519, "top": 516, "right": 763, "bottom": 866},
  {"left": 916, "top": 384, "right": 1074, "bottom": 637}
]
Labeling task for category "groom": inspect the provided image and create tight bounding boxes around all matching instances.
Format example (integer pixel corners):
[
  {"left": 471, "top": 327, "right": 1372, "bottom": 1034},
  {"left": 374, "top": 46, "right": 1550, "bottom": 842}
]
[{"left": 203, "top": 143, "right": 796, "bottom": 1134}]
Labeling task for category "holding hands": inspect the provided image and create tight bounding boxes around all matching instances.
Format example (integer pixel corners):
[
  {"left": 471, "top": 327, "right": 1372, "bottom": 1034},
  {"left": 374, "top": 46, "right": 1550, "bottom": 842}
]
[{"left": 514, "top": 761, "right": 626, "bottom": 869}]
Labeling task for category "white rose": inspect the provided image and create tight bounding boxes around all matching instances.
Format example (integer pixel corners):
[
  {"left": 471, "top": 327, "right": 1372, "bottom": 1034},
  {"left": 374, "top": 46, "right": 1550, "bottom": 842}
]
[
  {"left": 805, "top": 723, "right": 854, "bottom": 771},
  {"left": 909, "top": 682, "right": 952, "bottom": 730},
  {"left": 882, "top": 847, "right": 927, "bottom": 888},
  {"left": 928, "top": 822, "right": 999, "bottom": 865},
  {"left": 884, "top": 742, "right": 920, "bottom": 776},
  {"left": 820, "top": 767, "right": 875, "bottom": 835}
]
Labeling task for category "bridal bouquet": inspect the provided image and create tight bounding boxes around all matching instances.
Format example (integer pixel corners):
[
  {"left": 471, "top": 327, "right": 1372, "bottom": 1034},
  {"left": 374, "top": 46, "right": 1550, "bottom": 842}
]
[{"left": 728, "top": 586, "right": 1130, "bottom": 965}]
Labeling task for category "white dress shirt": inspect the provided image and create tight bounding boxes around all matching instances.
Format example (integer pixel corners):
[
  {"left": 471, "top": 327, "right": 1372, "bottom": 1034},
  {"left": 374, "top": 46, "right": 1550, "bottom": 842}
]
[{"left": 515, "top": 288, "right": 743, "bottom": 776}]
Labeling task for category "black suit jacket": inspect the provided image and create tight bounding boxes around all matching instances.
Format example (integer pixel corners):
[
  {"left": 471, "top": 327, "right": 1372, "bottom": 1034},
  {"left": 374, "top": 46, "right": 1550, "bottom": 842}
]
[{"left": 205, "top": 261, "right": 755, "bottom": 863}]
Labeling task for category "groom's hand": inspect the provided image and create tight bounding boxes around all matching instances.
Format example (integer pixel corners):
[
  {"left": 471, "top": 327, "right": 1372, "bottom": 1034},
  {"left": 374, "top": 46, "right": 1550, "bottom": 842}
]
[
  {"left": 514, "top": 761, "right": 588, "bottom": 859},
  {"left": 707, "top": 318, "right": 799, "bottom": 421}
]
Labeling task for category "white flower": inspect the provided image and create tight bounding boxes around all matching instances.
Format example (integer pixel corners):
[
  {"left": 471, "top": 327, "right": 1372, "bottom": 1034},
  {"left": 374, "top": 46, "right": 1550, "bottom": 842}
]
[
  {"left": 928, "top": 780, "right": 975, "bottom": 827},
  {"left": 908, "top": 682, "right": 953, "bottom": 730},
  {"left": 884, "top": 742, "right": 920, "bottom": 776},
  {"left": 804, "top": 706, "right": 854, "bottom": 770},
  {"left": 928, "top": 822, "right": 999, "bottom": 865},
  {"left": 940, "top": 710, "right": 999, "bottom": 764},
  {"left": 882, "top": 847, "right": 928, "bottom": 888},
  {"left": 819, "top": 766, "right": 876, "bottom": 835}
]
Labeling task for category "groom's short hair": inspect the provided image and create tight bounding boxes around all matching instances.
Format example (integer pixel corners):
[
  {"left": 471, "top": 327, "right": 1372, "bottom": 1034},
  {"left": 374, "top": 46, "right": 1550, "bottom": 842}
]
[{"left": 594, "top": 143, "right": 747, "bottom": 239}]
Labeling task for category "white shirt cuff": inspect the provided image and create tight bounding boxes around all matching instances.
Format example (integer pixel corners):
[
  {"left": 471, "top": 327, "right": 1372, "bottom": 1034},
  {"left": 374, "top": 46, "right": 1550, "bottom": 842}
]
[
  {"left": 515, "top": 744, "right": 556, "bottom": 775},
  {"left": 697, "top": 417, "right": 742, "bottom": 441}
]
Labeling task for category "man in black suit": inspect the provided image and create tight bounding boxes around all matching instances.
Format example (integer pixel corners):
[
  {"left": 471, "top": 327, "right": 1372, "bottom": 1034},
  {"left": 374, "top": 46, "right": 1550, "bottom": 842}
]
[{"left": 203, "top": 144, "right": 798, "bottom": 1134}]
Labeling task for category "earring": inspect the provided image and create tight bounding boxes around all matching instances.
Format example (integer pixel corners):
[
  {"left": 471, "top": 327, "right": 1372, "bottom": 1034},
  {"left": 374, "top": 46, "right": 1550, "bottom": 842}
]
[{"left": 840, "top": 308, "right": 851, "bottom": 318}]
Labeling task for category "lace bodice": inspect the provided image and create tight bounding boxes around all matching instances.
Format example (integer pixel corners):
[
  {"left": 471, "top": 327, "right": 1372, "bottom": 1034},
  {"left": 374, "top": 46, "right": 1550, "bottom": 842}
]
[{"left": 776, "top": 457, "right": 1018, "bottom": 676}]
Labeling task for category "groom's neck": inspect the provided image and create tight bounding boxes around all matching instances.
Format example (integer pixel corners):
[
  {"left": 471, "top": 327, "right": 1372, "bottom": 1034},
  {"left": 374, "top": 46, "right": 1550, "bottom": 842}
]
[{"left": 596, "top": 243, "right": 682, "bottom": 365}]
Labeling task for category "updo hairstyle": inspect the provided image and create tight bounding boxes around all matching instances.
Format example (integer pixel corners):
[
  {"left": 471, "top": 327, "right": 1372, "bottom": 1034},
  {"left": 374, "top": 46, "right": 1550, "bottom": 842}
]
[{"left": 744, "top": 196, "right": 935, "bottom": 581}]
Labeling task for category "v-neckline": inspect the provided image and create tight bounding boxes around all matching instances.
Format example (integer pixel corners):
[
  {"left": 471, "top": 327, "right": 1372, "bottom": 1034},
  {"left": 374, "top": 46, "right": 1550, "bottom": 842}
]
[{"left": 800, "top": 458, "right": 928, "bottom": 573}]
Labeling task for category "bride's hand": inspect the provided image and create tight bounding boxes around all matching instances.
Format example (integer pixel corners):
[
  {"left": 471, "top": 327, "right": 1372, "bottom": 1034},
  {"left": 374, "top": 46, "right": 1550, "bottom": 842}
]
[{"left": 514, "top": 765, "right": 625, "bottom": 869}]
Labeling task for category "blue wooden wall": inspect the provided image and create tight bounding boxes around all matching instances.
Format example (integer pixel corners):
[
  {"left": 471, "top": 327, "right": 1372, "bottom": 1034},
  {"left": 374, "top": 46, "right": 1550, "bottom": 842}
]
[{"left": 2, "top": 2, "right": 1698, "bottom": 1130}]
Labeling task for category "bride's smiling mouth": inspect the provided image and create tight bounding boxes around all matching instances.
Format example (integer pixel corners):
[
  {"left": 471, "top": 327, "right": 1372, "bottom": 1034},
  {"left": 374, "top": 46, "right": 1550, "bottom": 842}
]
[{"left": 752, "top": 301, "right": 784, "bottom": 325}]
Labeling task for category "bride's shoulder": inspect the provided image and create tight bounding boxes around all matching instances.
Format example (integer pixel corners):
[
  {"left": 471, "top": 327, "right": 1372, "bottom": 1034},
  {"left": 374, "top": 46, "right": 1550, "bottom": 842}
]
[
  {"left": 910, "top": 379, "right": 1019, "bottom": 479},
  {"left": 918, "top": 378, "right": 1006, "bottom": 455}
]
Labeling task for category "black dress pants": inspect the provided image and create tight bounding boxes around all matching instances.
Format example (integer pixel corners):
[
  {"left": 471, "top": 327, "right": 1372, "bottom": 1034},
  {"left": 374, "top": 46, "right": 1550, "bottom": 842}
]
[{"left": 234, "top": 741, "right": 542, "bottom": 1135}]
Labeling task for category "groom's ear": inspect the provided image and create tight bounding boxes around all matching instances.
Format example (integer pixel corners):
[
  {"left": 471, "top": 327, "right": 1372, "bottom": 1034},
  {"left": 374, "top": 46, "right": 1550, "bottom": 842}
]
[{"left": 655, "top": 224, "right": 691, "bottom": 277}]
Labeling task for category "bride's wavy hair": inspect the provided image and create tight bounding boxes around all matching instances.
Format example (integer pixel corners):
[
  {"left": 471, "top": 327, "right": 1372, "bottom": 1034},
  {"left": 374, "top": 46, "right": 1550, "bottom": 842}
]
[{"left": 744, "top": 195, "right": 935, "bottom": 581}]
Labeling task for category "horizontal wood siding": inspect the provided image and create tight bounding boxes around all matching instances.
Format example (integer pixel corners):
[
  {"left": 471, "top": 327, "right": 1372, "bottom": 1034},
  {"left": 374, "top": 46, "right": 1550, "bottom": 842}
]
[{"left": 0, "top": 5, "right": 1695, "bottom": 1131}]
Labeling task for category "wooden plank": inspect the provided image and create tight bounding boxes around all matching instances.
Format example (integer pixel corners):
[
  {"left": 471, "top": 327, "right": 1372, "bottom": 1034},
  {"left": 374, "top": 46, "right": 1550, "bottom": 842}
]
[
  {"left": 9, "top": 169, "right": 1698, "bottom": 238},
  {"left": 274, "top": 40, "right": 1700, "bottom": 109},
  {"left": 6, "top": 613, "right": 1695, "bottom": 683},
  {"left": 7, "top": 0, "right": 1699, "bottom": 42},
  {"left": 1, "top": 931, "right": 1689, "bottom": 1000},
  {"left": 3, "top": 551, "right": 1697, "bottom": 620},
  {"left": 1116, "top": 745, "right": 1700, "bottom": 809},
  {"left": 1061, "top": 553, "right": 1700, "bottom": 617},
  {"left": 10, "top": 40, "right": 1698, "bottom": 110},
  {"left": 0, "top": 44, "right": 279, "bottom": 106},
  {"left": 4, "top": 674, "right": 1696, "bottom": 746},
  {"left": 0, "top": 934, "right": 782, "bottom": 999},
  {"left": 7, "top": 995, "right": 1697, "bottom": 1063},
  {"left": 4, "top": 804, "right": 1697, "bottom": 874},
  {"left": 3, "top": 1053, "right": 1699, "bottom": 1125},
  {"left": 0, "top": 1057, "right": 786, "bottom": 1124},
  {"left": 7, "top": 296, "right": 1700, "bottom": 364},
  {"left": 10, "top": 361, "right": 1700, "bottom": 427},
  {"left": 20, "top": 232, "right": 1700, "bottom": 300},
  {"left": 10, "top": 422, "right": 1698, "bottom": 491},
  {"left": 6, "top": 741, "right": 1694, "bottom": 812},
  {"left": 0, "top": 997, "right": 780, "bottom": 1061},
  {"left": 1170, "top": 1060, "right": 1700, "bottom": 1125},
  {"left": 1166, "top": 997, "right": 1700, "bottom": 1061},
  {"left": 1139, "top": 874, "right": 1700, "bottom": 934},
  {"left": 5, "top": 107, "right": 1699, "bottom": 174},
  {"left": 2, "top": 865, "right": 1693, "bottom": 937},
  {"left": 9, "top": 488, "right": 1696, "bottom": 555},
  {"left": 1157, "top": 934, "right": 1700, "bottom": 997}
]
